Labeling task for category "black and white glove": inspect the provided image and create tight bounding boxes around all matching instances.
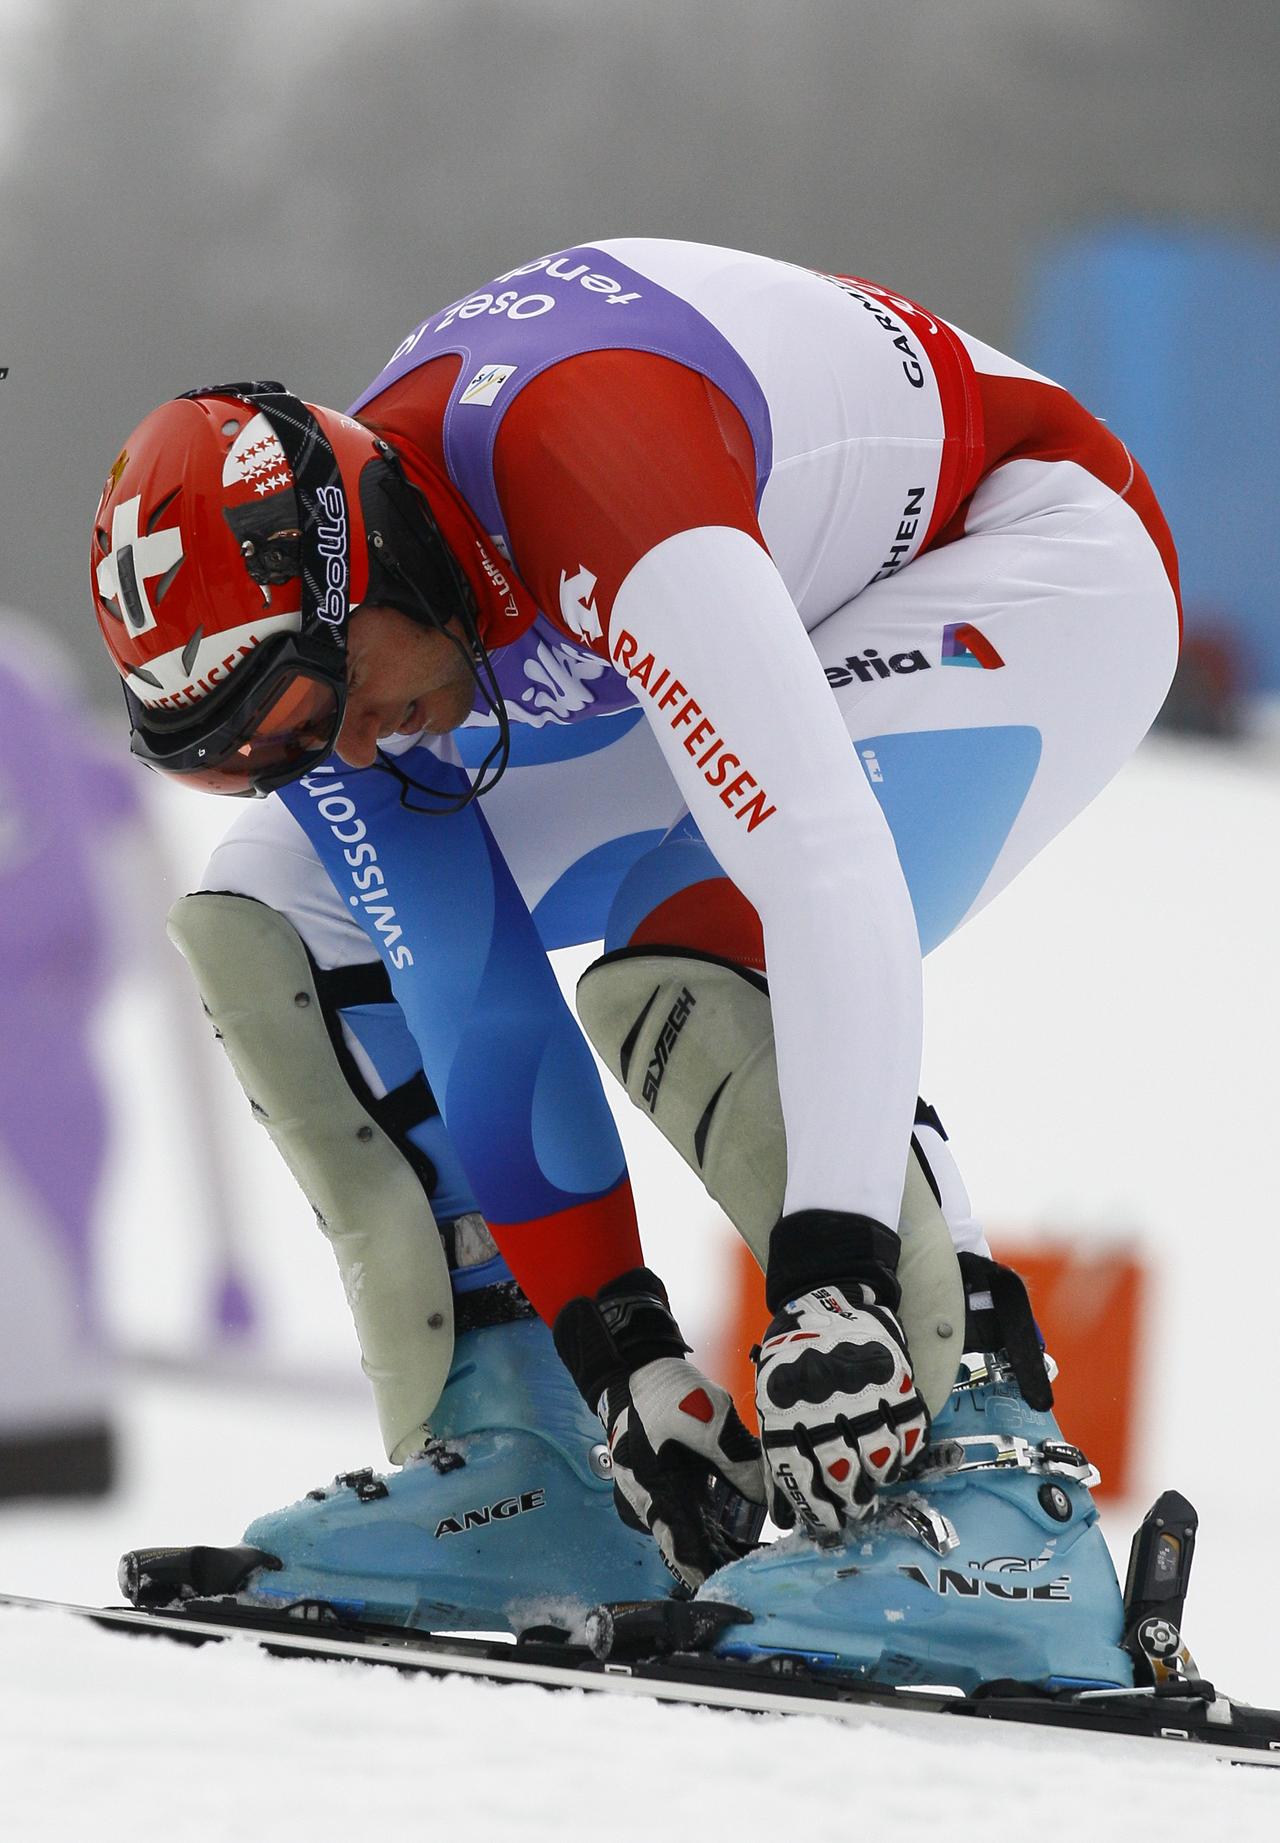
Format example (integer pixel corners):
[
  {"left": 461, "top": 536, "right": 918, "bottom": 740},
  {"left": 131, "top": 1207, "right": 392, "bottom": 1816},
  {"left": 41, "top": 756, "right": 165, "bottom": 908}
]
[
  {"left": 554, "top": 1268, "right": 766, "bottom": 1590},
  {"left": 754, "top": 1209, "right": 930, "bottom": 1539}
]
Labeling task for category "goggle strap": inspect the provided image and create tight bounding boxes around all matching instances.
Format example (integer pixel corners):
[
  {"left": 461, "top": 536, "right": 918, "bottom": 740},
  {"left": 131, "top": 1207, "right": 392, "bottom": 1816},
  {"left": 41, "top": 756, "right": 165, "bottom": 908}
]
[{"left": 178, "top": 382, "right": 349, "bottom": 653}]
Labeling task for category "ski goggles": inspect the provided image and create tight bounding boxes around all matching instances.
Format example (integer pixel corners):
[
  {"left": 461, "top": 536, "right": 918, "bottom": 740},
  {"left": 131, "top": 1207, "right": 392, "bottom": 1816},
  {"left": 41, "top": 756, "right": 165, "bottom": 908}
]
[{"left": 124, "top": 630, "right": 347, "bottom": 796}]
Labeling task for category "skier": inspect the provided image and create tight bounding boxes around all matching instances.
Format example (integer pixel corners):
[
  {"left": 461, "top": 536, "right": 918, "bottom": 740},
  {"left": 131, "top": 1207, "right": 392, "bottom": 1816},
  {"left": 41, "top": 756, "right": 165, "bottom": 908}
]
[{"left": 91, "top": 242, "right": 1179, "bottom": 1676}]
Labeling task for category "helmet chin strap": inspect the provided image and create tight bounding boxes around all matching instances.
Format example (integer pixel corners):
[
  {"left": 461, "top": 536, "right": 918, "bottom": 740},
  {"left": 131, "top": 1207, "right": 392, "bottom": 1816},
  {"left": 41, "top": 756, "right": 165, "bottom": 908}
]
[{"left": 362, "top": 500, "right": 512, "bottom": 816}]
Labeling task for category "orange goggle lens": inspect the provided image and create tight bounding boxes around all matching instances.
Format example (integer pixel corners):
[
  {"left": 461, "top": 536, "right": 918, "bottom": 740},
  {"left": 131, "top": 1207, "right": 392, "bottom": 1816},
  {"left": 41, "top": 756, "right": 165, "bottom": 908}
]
[{"left": 176, "top": 672, "right": 341, "bottom": 793}]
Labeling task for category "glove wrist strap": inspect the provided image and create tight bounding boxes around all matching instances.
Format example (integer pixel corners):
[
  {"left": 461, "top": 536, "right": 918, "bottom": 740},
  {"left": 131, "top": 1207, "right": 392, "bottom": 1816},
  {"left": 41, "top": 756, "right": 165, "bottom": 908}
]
[
  {"left": 957, "top": 1251, "right": 1053, "bottom": 1410},
  {"left": 764, "top": 1208, "right": 902, "bottom": 1315},
  {"left": 552, "top": 1266, "right": 689, "bottom": 1408}
]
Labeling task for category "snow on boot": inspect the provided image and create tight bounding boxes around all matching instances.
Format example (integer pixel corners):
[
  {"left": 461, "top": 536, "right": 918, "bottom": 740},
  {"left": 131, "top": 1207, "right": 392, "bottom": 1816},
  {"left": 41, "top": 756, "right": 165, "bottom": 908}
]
[
  {"left": 237, "top": 1306, "right": 674, "bottom": 1635},
  {"left": 701, "top": 1256, "right": 1133, "bottom": 1693}
]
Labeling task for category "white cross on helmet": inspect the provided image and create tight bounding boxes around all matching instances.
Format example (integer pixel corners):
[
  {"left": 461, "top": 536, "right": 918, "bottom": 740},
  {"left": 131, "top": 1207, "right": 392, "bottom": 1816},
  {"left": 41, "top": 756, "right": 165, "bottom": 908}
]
[{"left": 95, "top": 492, "right": 184, "bottom": 636}]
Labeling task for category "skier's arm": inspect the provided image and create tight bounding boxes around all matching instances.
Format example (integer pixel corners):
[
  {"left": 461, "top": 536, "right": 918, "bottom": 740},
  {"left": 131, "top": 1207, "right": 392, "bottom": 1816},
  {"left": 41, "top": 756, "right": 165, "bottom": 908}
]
[
  {"left": 608, "top": 533, "right": 933, "bottom": 1533},
  {"left": 499, "top": 350, "right": 930, "bottom": 1530},
  {"left": 499, "top": 351, "right": 923, "bottom": 1247},
  {"left": 608, "top": 524, "right": 923, "bottom": 1235}
]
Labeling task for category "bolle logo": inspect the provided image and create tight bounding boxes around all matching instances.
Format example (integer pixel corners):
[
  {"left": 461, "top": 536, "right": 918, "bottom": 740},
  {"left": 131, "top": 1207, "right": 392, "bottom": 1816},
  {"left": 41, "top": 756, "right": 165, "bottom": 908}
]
[
  {"left": 300, "top": 766, "right": 414, "bottom": 969},
  {"left": 641, "top": 987, "right": 696, "bottom": 1112},
  {"left": 434, "top": 1488, "right": 546, "bottom": 1538},
  {"left": 825, "top": 647, "right": 930, "bottom": 689},
  {"left": 314, "top": 483, "right": 348, "bottom": 626}
]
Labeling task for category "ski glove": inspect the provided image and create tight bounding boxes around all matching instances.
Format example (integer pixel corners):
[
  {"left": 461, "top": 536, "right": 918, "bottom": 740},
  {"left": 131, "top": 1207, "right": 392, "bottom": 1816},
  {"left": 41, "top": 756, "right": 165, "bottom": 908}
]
[
  {"left": 756, "top": 1210, "right": 930, "bottom": 1538},
  {"left": 553, "top": 1268, "right": 766, "bottom": 1590}
]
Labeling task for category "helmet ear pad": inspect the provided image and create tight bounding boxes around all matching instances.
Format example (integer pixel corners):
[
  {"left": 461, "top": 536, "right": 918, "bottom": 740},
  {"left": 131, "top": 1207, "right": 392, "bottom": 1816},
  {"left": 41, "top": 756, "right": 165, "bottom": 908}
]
[{"left": 356, "top": 456, "right": 477, "bottom": 638}]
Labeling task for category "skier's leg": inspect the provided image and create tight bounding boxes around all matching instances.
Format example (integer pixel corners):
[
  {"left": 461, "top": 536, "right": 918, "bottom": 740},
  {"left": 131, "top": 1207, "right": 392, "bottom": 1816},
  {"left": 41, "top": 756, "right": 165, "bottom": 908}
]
[
  {"left": 169, "top": 792, "right": 671, "bottom": 1623},
  {"left": 168, "top": 883, "right": 459, "bottom": 1465},
  {"left": 579, "top": 457, "right": 1172, "bottom": 1649},
  {"left": 581, "top": 453, "right": 1176, "bottom": 1267},
  {"left": 912, "top": 1100, "right": 990, "bottom": 1260},
  {"left": 575, "top": 934, "right": 967, "bottom": 1413},
  {"left": 274, "top": 750, "right": 652, "bottom": 1322},
  {"left": 809, "top": 455, "right": 1179, "bottom": 949}
]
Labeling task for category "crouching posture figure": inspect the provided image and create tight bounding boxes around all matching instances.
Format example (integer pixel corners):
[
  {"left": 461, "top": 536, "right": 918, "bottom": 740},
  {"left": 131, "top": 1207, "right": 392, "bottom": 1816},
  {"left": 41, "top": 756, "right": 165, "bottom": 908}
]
[{"left": 90, "top": 241, "right": 1177, "bottom": 1676}]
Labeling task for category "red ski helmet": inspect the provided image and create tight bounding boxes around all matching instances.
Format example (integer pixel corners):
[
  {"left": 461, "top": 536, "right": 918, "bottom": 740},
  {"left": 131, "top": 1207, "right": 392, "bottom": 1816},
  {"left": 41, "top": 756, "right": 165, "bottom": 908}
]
[
  {"left": 92, "top": 383, "right": 385, "bottom": 794},
  {"left": 93, "top": 378, "right": 484, "bottom": 801},
  {"left": 93, "top": 379, "right": 506, "bottom": 803}
]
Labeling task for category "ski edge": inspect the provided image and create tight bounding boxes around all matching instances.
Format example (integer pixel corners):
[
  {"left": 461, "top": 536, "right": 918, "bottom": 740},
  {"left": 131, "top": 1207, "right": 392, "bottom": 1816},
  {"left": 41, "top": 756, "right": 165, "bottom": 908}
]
[{"left": 2, "top": 1590, "right": 1278, "bottom": 1771}]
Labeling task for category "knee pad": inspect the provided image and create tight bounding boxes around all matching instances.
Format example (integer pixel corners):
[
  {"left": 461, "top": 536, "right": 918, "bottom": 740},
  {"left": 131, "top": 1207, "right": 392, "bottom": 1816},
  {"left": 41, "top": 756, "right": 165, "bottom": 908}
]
[
  {"left": 167, "top": 891, "right": 454, "bottom": 1464},
  {"left": 575, "top": 946, "right": 965, "bottom": 1414}
]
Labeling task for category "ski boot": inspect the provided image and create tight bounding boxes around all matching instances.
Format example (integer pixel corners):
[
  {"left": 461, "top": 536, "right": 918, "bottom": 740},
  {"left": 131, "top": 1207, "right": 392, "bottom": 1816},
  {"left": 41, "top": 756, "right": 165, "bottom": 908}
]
[
  {"left": 124, "top": 1260, "right": 674, "bottom": 1637},
  {"left": 240, "top": 1307, "right": 672, "bottom": 1633},
  {"left": 697, "top": 1256, "right": 1134, "bottom": 1693}
]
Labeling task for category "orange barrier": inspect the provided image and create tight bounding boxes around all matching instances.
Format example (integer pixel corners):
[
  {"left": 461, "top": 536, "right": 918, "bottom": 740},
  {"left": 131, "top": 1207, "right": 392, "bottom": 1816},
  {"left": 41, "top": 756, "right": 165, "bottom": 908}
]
[
  {"left": 707, "top": 1236, "right": 767, "bottom": 1437},
  {"left": 708, "top": 1233, "right": 1145, "bottom": 1502},
  {"left": 996, "top": 1242, "right": 1145, "bottom": 1502}
]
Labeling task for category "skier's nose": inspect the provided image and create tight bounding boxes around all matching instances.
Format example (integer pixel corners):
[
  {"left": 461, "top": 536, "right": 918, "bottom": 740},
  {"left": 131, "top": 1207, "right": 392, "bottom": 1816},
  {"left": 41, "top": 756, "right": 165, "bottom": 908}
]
[{"left": 334, "top": 701, "right": 382, "bottom": 768}]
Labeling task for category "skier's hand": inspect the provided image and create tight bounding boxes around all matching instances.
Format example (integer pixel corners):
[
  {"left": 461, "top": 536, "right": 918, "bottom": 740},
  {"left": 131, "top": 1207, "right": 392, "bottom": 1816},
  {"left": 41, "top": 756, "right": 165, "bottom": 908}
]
[
  {"left": 553, "top": 1267, "right": 766, "bottom": 1590},
  {"left": 600, "top": 1355, "right": 765, "bottom": 1589},
  {"left": 754, "top": 1282, "right": 929, "bottom": 1538}
]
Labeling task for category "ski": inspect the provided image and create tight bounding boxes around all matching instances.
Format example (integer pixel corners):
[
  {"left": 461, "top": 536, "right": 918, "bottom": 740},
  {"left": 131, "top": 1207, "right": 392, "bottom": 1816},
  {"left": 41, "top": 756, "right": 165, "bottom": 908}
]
[{"left": 3, "top": 1587, "right": 1278, "bottom": 1769}]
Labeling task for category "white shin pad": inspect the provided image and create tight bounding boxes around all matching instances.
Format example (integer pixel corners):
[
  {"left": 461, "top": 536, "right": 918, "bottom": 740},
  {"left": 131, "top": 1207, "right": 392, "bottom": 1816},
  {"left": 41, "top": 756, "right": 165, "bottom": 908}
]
[
  {"left": 576, "top": 949, "right": 965, "bottom": 1415},
  {"left": 167, "top": 892, "right": 454, "bottom": 1463}
]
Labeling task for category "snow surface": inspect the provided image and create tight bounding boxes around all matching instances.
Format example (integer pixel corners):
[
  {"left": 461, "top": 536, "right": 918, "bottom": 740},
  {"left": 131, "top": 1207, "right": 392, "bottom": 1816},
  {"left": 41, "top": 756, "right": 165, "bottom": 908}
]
[
  {"left": 4, "top": 734, "right": 1280, "bottom": 1836},
  {"left": 4, "top": 1616, "right": 1278, "bottom": 1843},
  {"left": 6, "top": 1596, "right": 1277, "bottom": 1843},
  {"left": 4, "top": 1376, "right": 1280, "bottom": 1843}
]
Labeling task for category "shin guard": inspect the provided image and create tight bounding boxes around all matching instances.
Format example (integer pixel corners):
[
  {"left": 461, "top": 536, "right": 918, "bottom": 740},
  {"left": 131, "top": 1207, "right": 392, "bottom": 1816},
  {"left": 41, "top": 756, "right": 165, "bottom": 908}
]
[
  {"left": 576, "top": 946, "right": 965, "bottom": 1414},
  {"left": 167, "top": 892, "right": 454, "bottom": 1462}
]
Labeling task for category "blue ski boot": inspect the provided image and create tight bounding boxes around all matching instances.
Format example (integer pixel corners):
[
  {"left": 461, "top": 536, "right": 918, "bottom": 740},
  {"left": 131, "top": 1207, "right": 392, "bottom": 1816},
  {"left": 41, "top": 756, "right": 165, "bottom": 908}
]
[
  {"left": 233, "top": 1268, "right": 674, "bottom": 1634},
  {"left": 701, "top": 1256, "right": 1134, "bottom": 1692}
]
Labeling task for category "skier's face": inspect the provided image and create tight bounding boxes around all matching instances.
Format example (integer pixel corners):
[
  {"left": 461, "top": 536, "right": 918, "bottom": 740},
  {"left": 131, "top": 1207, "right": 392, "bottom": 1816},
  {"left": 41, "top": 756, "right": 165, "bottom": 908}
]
[{"left": 334, "top": 605, "right": 475, "bottom": 767}]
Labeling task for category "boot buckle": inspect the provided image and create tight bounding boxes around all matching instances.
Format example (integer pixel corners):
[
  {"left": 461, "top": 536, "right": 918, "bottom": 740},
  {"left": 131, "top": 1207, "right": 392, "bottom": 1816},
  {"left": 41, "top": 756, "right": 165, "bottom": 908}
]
[
  {"left": 882, "top": 1502, "right": 960, "bottom": 1555},
  {"left": 951, "top": 1348, "right": 1058, "bottom": 1396},
  {"left": 922, "top": 1433, "right": 1101, "bottom": 1489},
  {"left": 1038, "top": 1440, "right": 1100, "bottom": 1486}
]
